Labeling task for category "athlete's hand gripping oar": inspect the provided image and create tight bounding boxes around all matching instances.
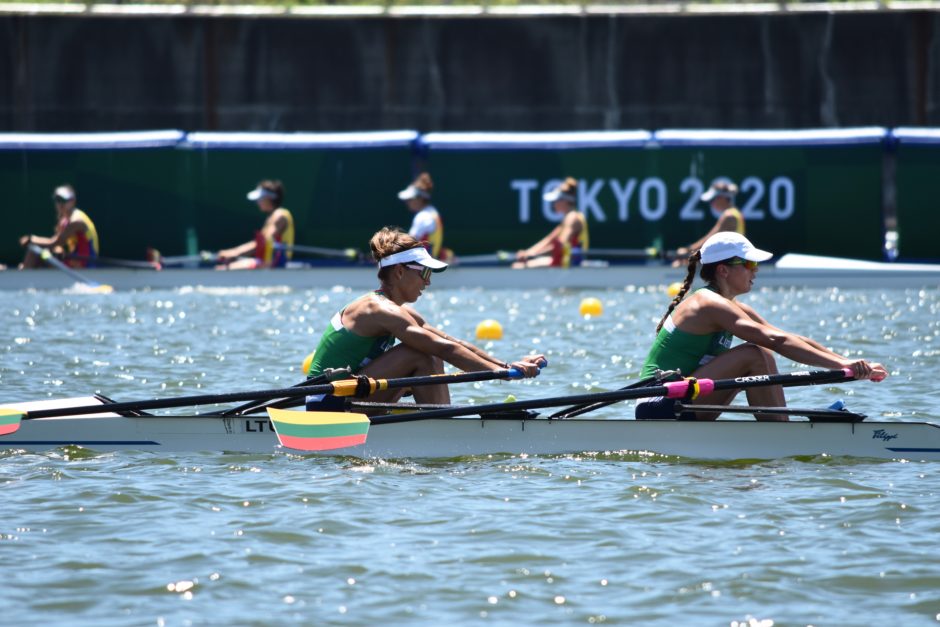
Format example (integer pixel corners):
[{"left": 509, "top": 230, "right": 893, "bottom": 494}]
[
  {"left": 270, "top": 368, "right": 863, "bottom": 452},
  {"left": 27, "top": 244, "right": 113, "bottom": 293},
  {"left": 0, "top": 368, "right": 527, "bottom": 435}
]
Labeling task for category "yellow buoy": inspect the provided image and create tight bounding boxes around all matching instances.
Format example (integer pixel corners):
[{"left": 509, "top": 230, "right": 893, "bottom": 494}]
[
  {"left": 667, "top": 282, "right": 683, "bottom": 298},
  {"left": 301, "top": 350, "right": 316, "bottom": 376},
  {"left": 475, "top": 319, "right": 503, "bottom": 340},
  {"left": 579, "top": 297, "right": 603, "bottom": 317}
]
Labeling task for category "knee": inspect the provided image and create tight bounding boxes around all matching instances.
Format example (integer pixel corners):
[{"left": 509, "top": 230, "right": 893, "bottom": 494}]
[{"left": 740, "top": 344, "right": 778, "bottom": 371}]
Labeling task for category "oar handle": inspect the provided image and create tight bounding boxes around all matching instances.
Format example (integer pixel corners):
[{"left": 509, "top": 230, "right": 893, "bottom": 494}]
[
  {"left": 330, "top": 368, "right": 523, "bottom": 397},
  {"left": 663, "top": 368, "right": 854, "bottom": 399}
]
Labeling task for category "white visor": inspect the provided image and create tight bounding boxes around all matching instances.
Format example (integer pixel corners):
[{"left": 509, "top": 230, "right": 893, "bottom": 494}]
[
  {"left": 398, "top": 185, "right": 430, "bottom": 201},
  {"left": 247, "top": 186, "right": 277, "bottom": 201},
  {"left": 378, "top": 247, "right": 448, "bottom": 271},
  {"left": 543, "top": 189, "right": 576, "bottom": 203},
  {"left": 700, "top": 187, "right": 735, "bottom": 202}
]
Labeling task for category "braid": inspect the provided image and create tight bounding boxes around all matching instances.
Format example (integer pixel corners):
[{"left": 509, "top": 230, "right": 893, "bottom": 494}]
[{"left": 655, "top": 250, "right": 700, "bottom": 334}]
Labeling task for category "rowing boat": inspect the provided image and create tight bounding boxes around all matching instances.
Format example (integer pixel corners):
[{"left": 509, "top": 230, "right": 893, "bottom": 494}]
[
  {"left": 5, "top": 395, "right": 939, "bottom": 461},
  {"left": 3, "top": 253, "right": 940, "bottom": 291}
]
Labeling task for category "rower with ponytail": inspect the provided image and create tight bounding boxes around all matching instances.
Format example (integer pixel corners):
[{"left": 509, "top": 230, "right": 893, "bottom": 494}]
[{"left": 636, "top": 232, "right": 888, "bottom": 422}]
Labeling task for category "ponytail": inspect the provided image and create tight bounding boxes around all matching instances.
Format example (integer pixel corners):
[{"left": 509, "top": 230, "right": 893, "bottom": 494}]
[{"left": 655, "top": 250, "right": 700, "bottom": 334}]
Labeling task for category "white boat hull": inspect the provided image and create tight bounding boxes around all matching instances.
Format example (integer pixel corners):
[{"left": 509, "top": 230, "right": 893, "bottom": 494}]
[{"left": 5, "top": 398, "right": 940, "bottom": 461}]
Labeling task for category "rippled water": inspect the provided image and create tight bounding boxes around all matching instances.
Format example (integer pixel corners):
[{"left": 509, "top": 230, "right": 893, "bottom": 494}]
[{"left": 2, "top": 284, "right": 940, "bottom": 625}]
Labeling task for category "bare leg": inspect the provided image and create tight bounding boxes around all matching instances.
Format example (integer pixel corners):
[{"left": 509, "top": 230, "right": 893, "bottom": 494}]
[
  {"left": 511, "top": 255, "right": 554, "bottom": 269},
  {"left": 688, "top": 344, "right": 787, "bottom": 421},
  {"left": 358, "top": 344, "right": 450, "bottom": 404},
  {"left": 19, "top": 247, "right": 42, "bottom": 269}
]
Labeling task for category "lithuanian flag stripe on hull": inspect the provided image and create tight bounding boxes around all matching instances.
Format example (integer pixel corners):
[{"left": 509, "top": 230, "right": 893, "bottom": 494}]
[
  {"left": 267, "top": 408, "right": 369, "bottom": 451},
  {"left": 0, "top": 409, "right": 23, "bottom": 435}
]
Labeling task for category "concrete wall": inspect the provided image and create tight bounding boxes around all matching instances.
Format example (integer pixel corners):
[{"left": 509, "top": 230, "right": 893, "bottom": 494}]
[{"left": 1, "top": 9, "right": 938, "bottom": 132}]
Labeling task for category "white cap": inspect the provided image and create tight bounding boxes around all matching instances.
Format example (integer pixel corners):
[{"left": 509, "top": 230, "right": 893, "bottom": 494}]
[
  {"left": 700, "top": 232, "right": 773, "bottom": 265},
  {"left": 398, "top": 185, "right": 430, "bottom": 201},
  {"left": 543, "top": 188, "right": 576, "bottom": 203},
  {"left": 378, "top": 246, "right": 448, "bottom": 271},
  {"left": 53, "top": 186, "right": 75, "bottom": 201},
  {"left": 247, "top": 186, "right": 277, "bottom": 202},
  {"left": 700, "top": 181, "right": 738, "bottom": 202}
]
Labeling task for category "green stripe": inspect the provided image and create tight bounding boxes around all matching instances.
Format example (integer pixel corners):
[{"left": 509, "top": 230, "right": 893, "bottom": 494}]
[
  {"left": 0, "top": 414, "right": 20, "bottom": 426},
  {"left": 272, "top": 421, "right": 369, "bottom": 439}
]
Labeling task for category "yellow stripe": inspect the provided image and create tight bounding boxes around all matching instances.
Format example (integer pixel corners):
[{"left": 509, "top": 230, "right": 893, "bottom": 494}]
[{"left": 267, "top": 407, "right": 368, "bottom": 426}]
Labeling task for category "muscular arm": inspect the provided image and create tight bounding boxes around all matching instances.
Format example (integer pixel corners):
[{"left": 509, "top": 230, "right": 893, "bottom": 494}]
[
  {"left": 24, "top": 217, "right": 85, "bottom": 249},
  {"left": 350, "top": 298, "right": 542, "bottom": 375},
  {"left": 518, "top": 225, "right": 562, "bottom": 260},
  {"left": 736, "top": 302, "right": 847, "bottom": 362},
  {"left": 710, "top": 298, "right": 885, "bottom": 379},
  {"left": 677, "top": 210, "right": 741, "bottom": 257},
  {"left": 263, "top": 209, "right": 290, "bottom": 240}
]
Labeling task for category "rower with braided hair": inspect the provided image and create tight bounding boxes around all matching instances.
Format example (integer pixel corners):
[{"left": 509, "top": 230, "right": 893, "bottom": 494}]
[{"left": 635, "top": 232, "right": 888, "bottom": 421}]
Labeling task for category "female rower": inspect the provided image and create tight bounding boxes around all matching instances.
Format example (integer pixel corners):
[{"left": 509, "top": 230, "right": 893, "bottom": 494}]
[
  {"left": 671, "top": 180, "right": 743, "bottom": 267},
  {"left": 636, "top": 231, "right": 887, "bottom": 421},
  {"left": 19, "top": 184, "right": 100, "bottom": 269},
  {"left": 217, "top": 180, "right": 294, "bottom": 269},
  {"left": 305, "top": 227, "right": 544, "bottom": 410},
  {"left": 513, "top": 177, "right": 588, "bottom": 268},
  {"left": 398, "top": 172, "right": 450, "bottom": 261}
]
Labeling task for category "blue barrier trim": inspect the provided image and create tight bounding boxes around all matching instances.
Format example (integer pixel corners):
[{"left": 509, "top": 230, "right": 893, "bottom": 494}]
[
  {"left": 652, "top": 127, "right": 889, "bottom": 147},
  {"left": 0, "top": 130, "right": 185, "bottom": 150},
  {"left": 418, "top": 131, "right": 653, "bottom": 150},
  {"left": 890, "top": 127, "right": 940, "bottom": 145},
  {"left": 181, "top": 130, "right": 419, "bottom": 149}
]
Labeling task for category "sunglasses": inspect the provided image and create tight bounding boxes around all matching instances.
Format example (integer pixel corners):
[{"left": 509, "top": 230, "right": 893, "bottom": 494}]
[
  {"left": 405, "top": 264, "right": 433, "bottom": 281},
  {"left": 724, "top": 258, "right": 760, "bottom": 271}
]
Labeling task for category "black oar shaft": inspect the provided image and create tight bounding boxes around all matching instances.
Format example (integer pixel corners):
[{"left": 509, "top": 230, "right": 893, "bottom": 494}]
[
  {"left": 372, "top": 369, "right": 853, "bottom": 424},
  {"left": 29, "top": 244, "right": 104, "bottom": 287},
  {"left": 20, "top": 369, "right": 519, "bottom": 420}
]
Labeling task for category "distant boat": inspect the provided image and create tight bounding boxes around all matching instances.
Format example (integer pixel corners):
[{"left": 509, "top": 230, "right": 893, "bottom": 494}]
[{"left": 2, "top": 253, "right": 939, "bottom": 291}]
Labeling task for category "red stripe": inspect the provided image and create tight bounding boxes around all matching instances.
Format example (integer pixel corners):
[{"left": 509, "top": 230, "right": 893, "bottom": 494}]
[
  {"left": 279, "top": 433, "right": 367, "bottom": 451},
  {"left": 0, "top": 423, "right": 19, "bottom": 435}
]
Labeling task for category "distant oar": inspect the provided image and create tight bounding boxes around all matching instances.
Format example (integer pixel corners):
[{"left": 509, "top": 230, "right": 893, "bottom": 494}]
[
  {"left": 146, "top": 248, "right": 218, "bottom": 268},
  {"left": 28, "top": 244, "right": 114, "bottom": 293},
  {"left": 271, "top": 368, "right": 861, "bottom": 451},
  {"left": 278, "top": 243, "right": 361, "bottom": 261},
  {"left": 587, "top": 247, "right": 664, "bottom": 260},
  {"left": 68, "top": 253, "right": 161, "bottom": 270},
  {"left": 454, "top": 251, "right": 515, "bottom": 266},
  {"left": 0, "top": 368, "right": 524, "bottom": 434}
]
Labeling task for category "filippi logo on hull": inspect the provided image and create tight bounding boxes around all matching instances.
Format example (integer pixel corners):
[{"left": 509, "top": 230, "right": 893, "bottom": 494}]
[{"left": 509, "top": 176, "right": 797, "bottom": 224}]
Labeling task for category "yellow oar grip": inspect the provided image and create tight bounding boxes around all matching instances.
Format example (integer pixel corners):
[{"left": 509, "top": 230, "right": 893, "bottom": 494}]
[{"left": 331, "top": 377, "right": 385, "bottom": 397}]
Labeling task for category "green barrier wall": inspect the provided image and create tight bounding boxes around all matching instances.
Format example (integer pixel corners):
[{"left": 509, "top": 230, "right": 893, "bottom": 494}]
[
  {"left": 0, "top": 132, "right": 188, "bottom": 265},
  {"left": 0, "top": 132, "right": 420, "bottom": 265},
  {"left": 420, "top": 129, "right": 887, "bottom": 260},
  {"left": 892, "top": 129, "right": 940, "bottom": 262},
  {"left": 179, "top": 133, "right": 421, "bottom": 257},
  {"left": 0, "top": 128, "right": 896, "bottom": 266}
]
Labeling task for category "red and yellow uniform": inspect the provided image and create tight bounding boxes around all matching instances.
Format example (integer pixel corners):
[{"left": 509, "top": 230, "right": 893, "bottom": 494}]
[
  {"left": 549, "top": 212, "right": 589, "bottom": 268},
  {"left": 254, "top": 208, "right": 295, "bottom": 268},
  {"left": 63, "top": 209, "right": 100, "bottom": 268}
]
